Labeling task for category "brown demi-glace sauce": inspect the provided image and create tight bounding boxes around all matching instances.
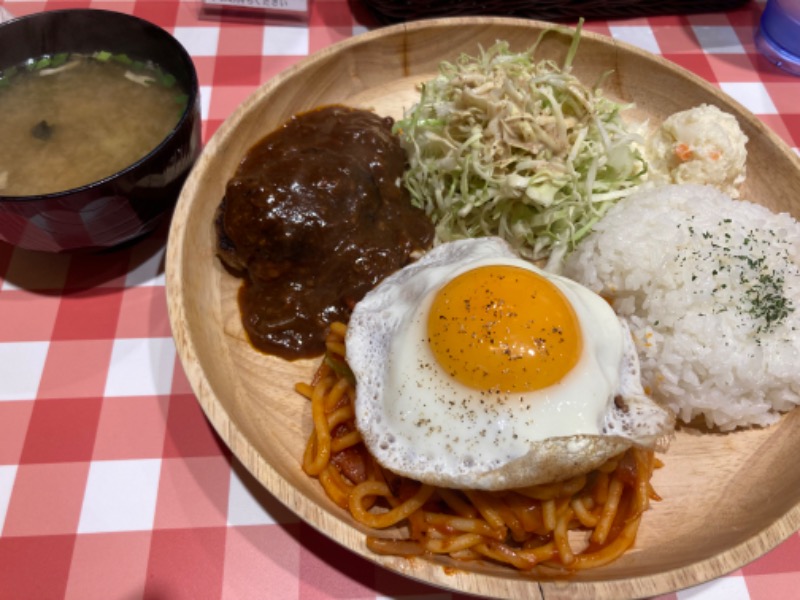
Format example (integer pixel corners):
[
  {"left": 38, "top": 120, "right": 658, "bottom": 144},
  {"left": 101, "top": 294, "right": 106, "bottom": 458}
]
[{"left": 215, "top": 105, "right": 434, "bottom": 360}]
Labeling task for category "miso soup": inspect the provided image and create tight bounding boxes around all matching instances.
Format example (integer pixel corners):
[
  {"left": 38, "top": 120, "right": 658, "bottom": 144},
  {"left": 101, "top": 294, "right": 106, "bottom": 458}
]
[{"left": 0, "top": 52, "right": 186, "bottom": 196}]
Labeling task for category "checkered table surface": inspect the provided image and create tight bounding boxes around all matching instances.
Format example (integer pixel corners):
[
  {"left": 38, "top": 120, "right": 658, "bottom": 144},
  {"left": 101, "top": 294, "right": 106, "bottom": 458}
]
[{"left": 0, "top": 0, "right": 799, "bottom": 598}]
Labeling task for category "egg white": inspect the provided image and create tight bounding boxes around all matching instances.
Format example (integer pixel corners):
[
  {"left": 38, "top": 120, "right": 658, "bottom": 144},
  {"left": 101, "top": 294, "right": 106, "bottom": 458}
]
[{"left": 346, "top": 237, "right": 674, "bottom": 490}]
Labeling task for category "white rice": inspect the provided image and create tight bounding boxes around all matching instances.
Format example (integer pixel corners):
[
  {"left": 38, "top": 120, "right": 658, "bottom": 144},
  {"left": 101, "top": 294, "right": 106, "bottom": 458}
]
[{"left": 562, "top": 184, "right": 800, "bottom": 431}]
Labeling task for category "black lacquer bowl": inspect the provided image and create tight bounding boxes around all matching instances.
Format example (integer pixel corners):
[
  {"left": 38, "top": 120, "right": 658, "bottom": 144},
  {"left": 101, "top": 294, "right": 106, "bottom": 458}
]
[{"left": 0, "top": 9, "right": 201, "bottom": 253}]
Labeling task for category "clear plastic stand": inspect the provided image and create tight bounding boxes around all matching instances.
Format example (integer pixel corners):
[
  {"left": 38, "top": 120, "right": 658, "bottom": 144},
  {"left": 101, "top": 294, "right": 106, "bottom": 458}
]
[{"left": 202, "top": 0, "right": 309, "bottom": 19}]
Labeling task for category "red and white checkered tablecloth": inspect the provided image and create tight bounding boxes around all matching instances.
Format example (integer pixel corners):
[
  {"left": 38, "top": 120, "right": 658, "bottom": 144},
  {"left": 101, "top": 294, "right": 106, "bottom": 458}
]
[{"left": 1, "top": 1, "right": 799, "bottom": 599}]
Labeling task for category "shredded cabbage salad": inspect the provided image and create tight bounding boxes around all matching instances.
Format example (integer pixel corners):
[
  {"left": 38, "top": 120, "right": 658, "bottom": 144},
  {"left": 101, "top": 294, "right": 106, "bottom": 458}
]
[{"left": 394, "top": 21, "right": 647, "bottom": 264}]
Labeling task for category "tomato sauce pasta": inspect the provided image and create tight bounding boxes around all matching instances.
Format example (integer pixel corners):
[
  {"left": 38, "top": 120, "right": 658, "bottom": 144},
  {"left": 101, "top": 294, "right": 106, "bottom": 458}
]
[{"left": 298, "top": 322, "right": 662, "bottom": 572}]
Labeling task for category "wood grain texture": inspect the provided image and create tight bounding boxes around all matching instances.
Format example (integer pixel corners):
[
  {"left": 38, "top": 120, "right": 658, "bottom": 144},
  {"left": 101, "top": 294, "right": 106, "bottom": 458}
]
[{"left": 165, "top": 17, "right": 800, "bottom": 600}]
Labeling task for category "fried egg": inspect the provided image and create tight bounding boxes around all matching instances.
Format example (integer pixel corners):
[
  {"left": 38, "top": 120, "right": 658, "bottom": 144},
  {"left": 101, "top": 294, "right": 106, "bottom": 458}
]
[{"left": 346, "top": 237, "right": 674, "bottom": 490}]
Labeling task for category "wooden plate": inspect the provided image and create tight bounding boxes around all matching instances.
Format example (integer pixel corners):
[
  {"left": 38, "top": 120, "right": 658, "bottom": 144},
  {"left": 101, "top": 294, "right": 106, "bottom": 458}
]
[{"left": 165, "top": 17, "right": 800, "bottom": 600}]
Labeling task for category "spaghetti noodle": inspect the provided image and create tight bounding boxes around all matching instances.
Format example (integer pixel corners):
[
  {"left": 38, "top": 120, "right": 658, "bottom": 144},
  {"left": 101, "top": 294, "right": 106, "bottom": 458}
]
[{"left": 298, "top": 322, "right": 662, "bottom": 572}]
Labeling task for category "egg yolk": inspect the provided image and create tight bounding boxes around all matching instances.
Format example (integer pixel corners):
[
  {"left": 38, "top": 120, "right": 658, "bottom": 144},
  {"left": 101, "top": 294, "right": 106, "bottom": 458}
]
[{"left": 427, "top": 265, "right": 583, "bottom": 393}]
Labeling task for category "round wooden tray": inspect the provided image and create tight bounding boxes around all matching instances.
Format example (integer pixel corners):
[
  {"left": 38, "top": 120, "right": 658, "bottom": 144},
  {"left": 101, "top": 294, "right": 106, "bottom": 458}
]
[{"left": 165, "top": 17, "right": 800, "bottom": 600}]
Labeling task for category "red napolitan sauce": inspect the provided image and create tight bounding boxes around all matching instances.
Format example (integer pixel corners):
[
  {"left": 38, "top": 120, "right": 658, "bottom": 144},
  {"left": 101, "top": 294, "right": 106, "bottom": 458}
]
[{"left": 215, "top": 105, "right": 434, "bottom": 359}]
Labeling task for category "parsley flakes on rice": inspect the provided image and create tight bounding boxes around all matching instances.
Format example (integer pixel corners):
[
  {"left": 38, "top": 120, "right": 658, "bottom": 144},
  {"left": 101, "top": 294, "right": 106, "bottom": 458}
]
[{"left": 563, "top": 184, "right": 800, "bottom": 431}]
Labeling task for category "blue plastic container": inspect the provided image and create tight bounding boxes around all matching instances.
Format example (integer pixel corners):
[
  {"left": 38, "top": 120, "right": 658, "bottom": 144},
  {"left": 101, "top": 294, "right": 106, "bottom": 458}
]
[{"left": 756, "top": 0, "right": 800, "bottom": 76}]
